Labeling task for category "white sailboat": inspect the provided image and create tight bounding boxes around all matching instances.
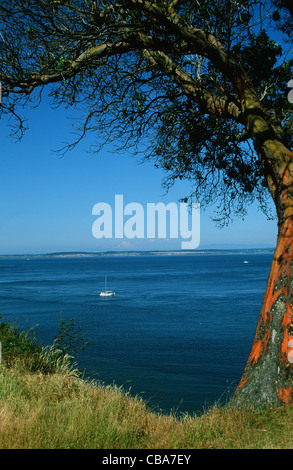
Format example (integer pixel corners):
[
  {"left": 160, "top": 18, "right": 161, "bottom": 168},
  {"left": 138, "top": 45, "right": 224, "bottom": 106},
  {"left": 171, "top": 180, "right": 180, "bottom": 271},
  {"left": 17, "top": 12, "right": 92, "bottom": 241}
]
[{"left": 100, "top": 275, "right": 115, "bottom": 296}]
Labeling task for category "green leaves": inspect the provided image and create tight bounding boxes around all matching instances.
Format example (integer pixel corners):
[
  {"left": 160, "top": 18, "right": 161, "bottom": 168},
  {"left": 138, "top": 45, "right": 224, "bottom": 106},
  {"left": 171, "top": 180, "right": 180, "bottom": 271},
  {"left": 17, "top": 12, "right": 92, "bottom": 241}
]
[
  {"left": 53, "top": 314, "right": 89, "bottom": 359},
  {"left": 56, "top": 55, "right": 70, "bottom": 69}
]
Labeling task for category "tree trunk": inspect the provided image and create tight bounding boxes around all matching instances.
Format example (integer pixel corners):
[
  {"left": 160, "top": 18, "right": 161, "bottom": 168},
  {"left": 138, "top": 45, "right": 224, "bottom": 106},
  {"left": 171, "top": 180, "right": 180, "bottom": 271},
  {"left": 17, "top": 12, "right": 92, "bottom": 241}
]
[{"left": 232, "top": 155, "right": 293, "bottom": 409}]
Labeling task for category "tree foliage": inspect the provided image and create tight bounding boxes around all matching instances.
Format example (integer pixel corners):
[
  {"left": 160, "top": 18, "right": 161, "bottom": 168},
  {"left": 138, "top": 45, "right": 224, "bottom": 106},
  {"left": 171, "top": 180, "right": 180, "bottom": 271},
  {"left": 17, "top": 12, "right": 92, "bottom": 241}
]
[{"left": 0, "top": 0, "right": 292, "bottom": 224}]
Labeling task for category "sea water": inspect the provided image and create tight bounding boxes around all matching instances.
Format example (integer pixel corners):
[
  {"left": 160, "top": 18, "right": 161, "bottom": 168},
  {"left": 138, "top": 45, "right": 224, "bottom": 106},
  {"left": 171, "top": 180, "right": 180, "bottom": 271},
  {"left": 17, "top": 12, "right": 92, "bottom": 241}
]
[{"left": 0, "top": 252, "right": 273, "bottom": 415}]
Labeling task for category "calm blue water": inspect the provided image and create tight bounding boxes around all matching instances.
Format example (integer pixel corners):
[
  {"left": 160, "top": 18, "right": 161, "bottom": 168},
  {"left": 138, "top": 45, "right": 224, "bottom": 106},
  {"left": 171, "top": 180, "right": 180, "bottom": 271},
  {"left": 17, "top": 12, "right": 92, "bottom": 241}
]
[{"left": 0, "top": 253, "right": 273, "bottom": 415}]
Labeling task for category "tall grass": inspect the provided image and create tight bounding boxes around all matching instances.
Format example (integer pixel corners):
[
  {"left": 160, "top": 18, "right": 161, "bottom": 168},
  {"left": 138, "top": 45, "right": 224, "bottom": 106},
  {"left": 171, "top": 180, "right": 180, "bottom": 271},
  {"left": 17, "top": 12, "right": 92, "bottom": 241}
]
[{"left": 0, "top": 318, "right": 293, "bottom": 449}]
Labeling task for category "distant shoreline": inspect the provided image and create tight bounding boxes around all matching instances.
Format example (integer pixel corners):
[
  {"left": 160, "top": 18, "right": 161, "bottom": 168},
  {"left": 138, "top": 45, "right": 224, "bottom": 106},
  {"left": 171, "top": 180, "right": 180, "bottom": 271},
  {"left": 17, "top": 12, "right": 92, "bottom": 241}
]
[{"left": 0, "top": 248, "right": 275, "bottom": 259}]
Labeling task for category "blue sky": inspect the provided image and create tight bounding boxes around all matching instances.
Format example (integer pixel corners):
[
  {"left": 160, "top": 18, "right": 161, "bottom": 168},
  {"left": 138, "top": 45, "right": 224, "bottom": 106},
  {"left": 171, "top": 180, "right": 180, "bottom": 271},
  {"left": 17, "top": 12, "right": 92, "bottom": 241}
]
[{"left": 0, "top": 94, "right": 278, "bottom": 255}]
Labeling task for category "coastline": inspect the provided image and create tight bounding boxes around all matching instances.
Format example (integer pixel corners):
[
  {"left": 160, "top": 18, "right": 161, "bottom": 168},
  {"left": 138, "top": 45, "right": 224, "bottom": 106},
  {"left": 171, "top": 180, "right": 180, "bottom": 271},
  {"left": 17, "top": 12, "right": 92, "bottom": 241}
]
[{"left": 0, "top": 248, "right": 275, "bottom": 259}]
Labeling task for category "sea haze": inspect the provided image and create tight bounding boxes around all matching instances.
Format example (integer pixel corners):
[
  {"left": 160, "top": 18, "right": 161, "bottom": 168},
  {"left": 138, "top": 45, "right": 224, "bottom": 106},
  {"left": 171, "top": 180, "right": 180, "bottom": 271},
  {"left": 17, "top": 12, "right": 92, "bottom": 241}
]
[{"left": 0, "top": 251, "right": 273, "bottom": 415}]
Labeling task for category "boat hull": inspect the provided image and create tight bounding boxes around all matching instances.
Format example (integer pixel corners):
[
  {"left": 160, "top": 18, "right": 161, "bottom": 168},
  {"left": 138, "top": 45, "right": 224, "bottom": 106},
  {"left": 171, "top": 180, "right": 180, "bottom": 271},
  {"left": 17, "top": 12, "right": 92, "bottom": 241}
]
[{"left": 100, "top": 292, "right": 115, "bottom": 296}]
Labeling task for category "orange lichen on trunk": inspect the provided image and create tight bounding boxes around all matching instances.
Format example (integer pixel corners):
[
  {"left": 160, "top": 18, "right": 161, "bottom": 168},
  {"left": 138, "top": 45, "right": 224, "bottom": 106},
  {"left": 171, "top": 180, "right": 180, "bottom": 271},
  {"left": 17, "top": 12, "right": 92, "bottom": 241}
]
[
  {"left": 277, "top": 385, "right": 293, "bottom": 405},
  {"left": 233, "top": 137, "right": 293, "bottom": 406},
  {"left": 235, "top": 214, "right": 293, "bottom": 398},
  {"left": 247, "top": 340, "right": 262, "bottom": 365},
  {"left": 252, "top": 216, "right": 293, "bottom": 366},
  {"left": 236, "top": 375, "right": 250, "bottom": 391}
]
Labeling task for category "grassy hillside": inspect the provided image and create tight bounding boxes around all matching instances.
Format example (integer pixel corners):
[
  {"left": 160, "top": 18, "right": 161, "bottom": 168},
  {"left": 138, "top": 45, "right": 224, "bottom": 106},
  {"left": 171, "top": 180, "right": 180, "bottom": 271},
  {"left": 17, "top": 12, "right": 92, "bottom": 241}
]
[{"left": 0, "top": 318, "right": 293, "bottom": 449}]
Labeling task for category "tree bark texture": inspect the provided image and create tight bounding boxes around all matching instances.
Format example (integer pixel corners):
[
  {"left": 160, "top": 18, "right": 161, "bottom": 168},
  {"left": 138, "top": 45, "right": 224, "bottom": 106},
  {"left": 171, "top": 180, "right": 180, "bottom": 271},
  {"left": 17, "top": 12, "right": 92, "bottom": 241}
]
[{"left": 233, "top": 156, "right": 293, "bottom": 408}]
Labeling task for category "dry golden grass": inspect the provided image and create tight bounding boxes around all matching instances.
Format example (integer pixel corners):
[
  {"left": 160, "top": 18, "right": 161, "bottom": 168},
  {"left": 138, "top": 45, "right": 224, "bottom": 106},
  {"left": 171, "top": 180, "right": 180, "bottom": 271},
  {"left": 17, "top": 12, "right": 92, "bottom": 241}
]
[
  {"left": 1, "top": 319, "right": 293, "bottom": 449},
  {"left": 1, "top": 358, "right": 293, "bottom": 449}
]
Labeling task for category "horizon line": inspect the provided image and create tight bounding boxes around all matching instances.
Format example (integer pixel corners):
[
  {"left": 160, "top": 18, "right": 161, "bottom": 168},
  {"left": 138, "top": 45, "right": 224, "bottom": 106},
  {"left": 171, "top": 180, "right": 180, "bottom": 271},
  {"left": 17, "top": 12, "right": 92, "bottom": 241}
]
[{"left": 0, "top": 246, "right": 275, "bottom": 258}]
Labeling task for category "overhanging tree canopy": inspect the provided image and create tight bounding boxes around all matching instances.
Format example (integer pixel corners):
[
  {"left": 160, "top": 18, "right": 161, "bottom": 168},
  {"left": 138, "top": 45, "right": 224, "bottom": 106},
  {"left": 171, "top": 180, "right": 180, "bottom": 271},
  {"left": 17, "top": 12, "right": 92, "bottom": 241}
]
[{"left": 1, "top": 0, "right": 293, "bottom": 409}]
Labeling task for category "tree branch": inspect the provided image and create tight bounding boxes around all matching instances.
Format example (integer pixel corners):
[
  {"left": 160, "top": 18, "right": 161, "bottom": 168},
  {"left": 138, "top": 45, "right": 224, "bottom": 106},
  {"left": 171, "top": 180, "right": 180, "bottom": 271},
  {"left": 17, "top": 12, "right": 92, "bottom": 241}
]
[
  {"left": 2, "top": 40, "right": 136, "bottom": 95},
  {"left": 142, "top": 48, "right": 242, "bottom": 122}
]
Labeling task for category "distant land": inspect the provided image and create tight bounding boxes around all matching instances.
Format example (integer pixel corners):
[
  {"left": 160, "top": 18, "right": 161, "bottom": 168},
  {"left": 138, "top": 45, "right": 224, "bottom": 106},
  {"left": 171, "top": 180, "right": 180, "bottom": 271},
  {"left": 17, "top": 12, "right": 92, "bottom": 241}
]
[{"left": 0, "top": 248, "right": 275, "bottom": 259}]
